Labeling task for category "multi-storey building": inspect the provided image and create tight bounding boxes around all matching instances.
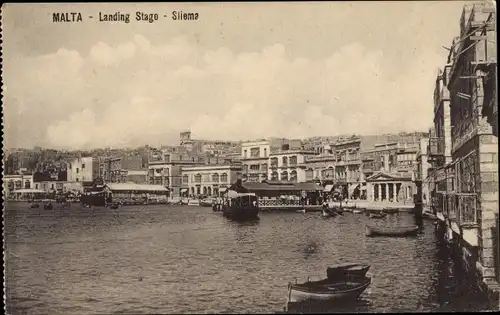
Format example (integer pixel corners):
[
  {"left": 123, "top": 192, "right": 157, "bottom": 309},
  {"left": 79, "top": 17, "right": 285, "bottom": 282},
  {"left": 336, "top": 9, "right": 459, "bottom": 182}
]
[
  {"left": 431, "top": 2, "right": 498, "bottom": 307},
  {"left": 67, "top": 157, "right": 99, "bottom": 183},
  {"left": 332, "top": 137, "right": 363, "bottom": 198},
  {"left": 304, "top": 154, "right": 337, "bottom": 182},
  {"left": 148, "top": 150, "right": 201, "bottom": 197},
  {"left": 416, "top": 136, "right": 431, "bottom": 206},
  {"left": 3, "top": 174, "right": 34, "bottom": 198},
  {"left": 240, "top": 138, "right": 302, "bottom": 182},
  {"left": 99, "top": 154, "right": 145, "bottom": 183},
  {"left": 181, "top": 164, "right": 242, "bottom": 197},
  {"left": 361, "top": 142, "right": 418, "bottom": 203},
  {"left": 268, "top": 149, "right": 317, "bottom": 182},
  {"left": 179, "top": 131, "right": 240, "bottom": 154}
]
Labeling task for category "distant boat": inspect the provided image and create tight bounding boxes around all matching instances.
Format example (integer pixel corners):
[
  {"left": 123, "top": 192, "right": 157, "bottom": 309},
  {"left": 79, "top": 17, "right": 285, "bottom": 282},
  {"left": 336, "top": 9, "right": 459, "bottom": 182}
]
[
  {"left": 422, "top": 211, "right": 437, "bottom": 220},
  {"left": 199, "top": 198, "right": 214, "bottom": 207},
  {"left": 382, "top": 208, "right": 399, "bottom": 214},
  {"left": 109, "top": 203, "right": 121, "bottom": 209},
  {"left": 322, "top": 209, "right": 336, "bottom": 218},
  {"left": 287, "top": 276, "right": 371, "bottom": 303},
  {"left": 352, "top": 208, "right": 364, "bottom": 214},
  {"left": 44, "top": 202, "right": 53, "bottom": 210},
  {"left": 326, "top": 264, "right": 371, "bottom": 280},
  {"left": 30, "top": 202, "right": 40, "bottom": 209},
  {"left": 365, "top": 225, "right": 419, "bottom": 237},
  {"left": 369, "top": 212, "right": 386, "bottom": 219},
  {"left": 297, "top": 209, "right": 306, "bottom": 214}
]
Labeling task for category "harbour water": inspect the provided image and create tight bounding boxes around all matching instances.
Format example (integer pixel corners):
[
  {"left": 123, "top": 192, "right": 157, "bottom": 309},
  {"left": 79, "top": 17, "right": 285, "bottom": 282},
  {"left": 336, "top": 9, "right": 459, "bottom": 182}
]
[{"left": 4, "top": 203, "right": 492, "bottom": 314}]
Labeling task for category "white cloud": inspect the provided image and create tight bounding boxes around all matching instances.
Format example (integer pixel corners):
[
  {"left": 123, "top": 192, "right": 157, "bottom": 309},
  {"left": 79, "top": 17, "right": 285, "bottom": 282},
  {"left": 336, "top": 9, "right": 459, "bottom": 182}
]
[{"left": 4, "top": 34, "right": 440, "bottom": 149}]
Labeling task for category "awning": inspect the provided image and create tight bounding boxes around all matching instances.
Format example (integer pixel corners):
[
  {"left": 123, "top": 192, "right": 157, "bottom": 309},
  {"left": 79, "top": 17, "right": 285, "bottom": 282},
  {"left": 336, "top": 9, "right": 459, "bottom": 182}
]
[
  {"left": 180, "top": 188, "right": 188, "bottom": 193},
  {"left": 219, "top": 187, "right": 228, "bottom": 192},
  {"left": 13, "top": 189, "right": 45, "bottom": 194},
  {"left": 323, "top": 184, "right": 334, "bottom": 192}
]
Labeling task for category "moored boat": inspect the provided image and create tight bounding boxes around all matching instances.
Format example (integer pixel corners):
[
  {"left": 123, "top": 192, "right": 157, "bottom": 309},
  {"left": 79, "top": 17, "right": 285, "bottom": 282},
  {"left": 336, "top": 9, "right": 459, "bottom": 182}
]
[
  {"left": 287, "top": 276, "right": 371, "bottom": 304},
  {"left": 296, "top": 209, "right": 306, "bottom": 214},
  {"left": 369, "top": 212, "right": 386, "bottom": 219},
  {"left": 222, "top": 193, "right": 259, "bottom": 221},
  {"left": 382, "top": 207, "right": 399, "bottom": 214},
  {"left": 44, "top": 202, "right": 54, "bottom": 210},
  {"left": 352, "top": 208, "right": 365, "bottom": 214},
  {"left": 199, "top": 198, "right": 214, "bottom": 207},
  {"left": 322, "top": 209, "right": 337, "bottom": 218},
  {"left": 365, "top": 225, "right": 419, "bottom": 237},
  {"left": 30, "top": 202, "right": 40, "bottom": 208},
  {"left": 422, "top": 211, "right": 437, "bottom": 220},
  {"left": 326, "top": 264, "right": 370, "bottom": 280}
]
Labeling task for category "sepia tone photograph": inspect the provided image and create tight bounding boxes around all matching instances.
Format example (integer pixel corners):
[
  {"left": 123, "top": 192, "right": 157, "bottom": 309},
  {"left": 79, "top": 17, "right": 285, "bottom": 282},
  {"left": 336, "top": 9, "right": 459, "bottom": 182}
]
[{"left": 2, "top": 1, "right": 498, "bottom": 314}]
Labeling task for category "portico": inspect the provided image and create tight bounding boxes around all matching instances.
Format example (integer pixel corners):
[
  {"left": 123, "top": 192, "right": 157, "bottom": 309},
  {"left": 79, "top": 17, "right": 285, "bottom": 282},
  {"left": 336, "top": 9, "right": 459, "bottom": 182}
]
[{"left": 366, "top": 172, "right": 415, "bottom": 203}]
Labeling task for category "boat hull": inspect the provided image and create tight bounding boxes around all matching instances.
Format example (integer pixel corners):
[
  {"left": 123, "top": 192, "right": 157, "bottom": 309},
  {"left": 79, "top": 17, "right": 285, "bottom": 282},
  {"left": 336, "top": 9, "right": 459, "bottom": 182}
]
[
  {"left": 222, "top": 207, "right": 259, "bottom": 221},
  {"left": 326, "top": 264, "right": 370, "bottom": 280},
  {"left": 366, "top": 225, "right": 419, "bottom": 237},
  {"left": 288, "top": 277, "right": 371, "bottom": 303}
]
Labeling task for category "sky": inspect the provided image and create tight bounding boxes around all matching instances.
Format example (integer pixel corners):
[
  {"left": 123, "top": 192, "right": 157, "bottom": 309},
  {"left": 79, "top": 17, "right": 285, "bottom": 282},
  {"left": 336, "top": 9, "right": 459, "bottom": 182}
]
[{"left": 2, "top": 1, "right": 478, "bottom": 149}]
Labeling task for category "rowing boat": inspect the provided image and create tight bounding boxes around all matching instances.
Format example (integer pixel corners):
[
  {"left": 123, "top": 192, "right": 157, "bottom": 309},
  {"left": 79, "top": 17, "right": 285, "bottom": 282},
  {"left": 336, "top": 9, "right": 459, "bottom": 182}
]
[
  {"left": 287, "top": 276, "right": 371, "bottom": 303},
  {"left": 365, "top": 225, "right": 419, "bottom": 237}
]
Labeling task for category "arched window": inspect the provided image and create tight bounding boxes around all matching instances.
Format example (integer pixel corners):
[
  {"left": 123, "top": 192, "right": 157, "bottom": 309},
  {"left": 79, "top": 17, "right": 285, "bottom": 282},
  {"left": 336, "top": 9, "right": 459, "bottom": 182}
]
[
  {"left": 270, "top": 157, "right": 278, "bottom": 167},
  {"left": 220, "top": 173, "right": 228, "bottom": 183},
  {"left": 207, "top": 186, "right": 212, "bottom": 196},
  {"left": 212, "top": 173, "right": 219, "bottom": 182},
  {"left": 289, "top": 156, "right": 297, "bottom": 165},
  {"left": 290, "top": 170, "right": 298, "bottom": 182},
  {"left": 194, "top": 173, "right": 202, "bottom": 183},
  {"left": 271, "top": 171, "right": 278, "bottom": 181},
  {"left": 281, "top": 171, "right": 289, "bottom": 181},
  {"left": 196, "top": 186, "right": 201, "bottom": 195},
  {"left": 282, "top": 156, "right": 288, "bottom": 166},
  {"left": 182, "top": 174, "right": 189, "bottom": 184},
  {"left": 203, "top": 187, "right": 208, "bottom": 195}
]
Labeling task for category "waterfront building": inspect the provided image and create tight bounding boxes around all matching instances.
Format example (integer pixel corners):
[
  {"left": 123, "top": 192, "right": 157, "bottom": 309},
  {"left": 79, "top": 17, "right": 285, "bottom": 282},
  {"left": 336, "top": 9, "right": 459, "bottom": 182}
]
[
  {"left": 181, "top": 164, "right": 242, "bottom": 197},
  {"left": 3, "top": 173, "right": 34, "bottom": 198},
  {"left": 268, "top": 149, "right": 317, "bottom": 182},
  {"left": 67, "top": 157, "right": 99, "bottom": 183},
  {"left": 304, "top": 154, "right": 337, "bottom": 182},
  {"left": 240, "top": 138, "right": 301, "bottom": 182},
  {"left": 416, "top": 136, "right": 431, "bottom": 206},
  {"left": 99, "top": 154, "right": 146, "bottom": 183},
  {"left": 332, "top": 137, "right": 363, "bottom": 199},
  {"left": 430, "top": 2, "right": 499, "bottom": 307},
  {"left": 103, "top": 183, "right": 169, "bottom": 204},
  {"left": 361, "top": 142, "right": 417, "bottom": 203},
  {"left": 148, "top": 150, "right": 201, "bottom": 197}
]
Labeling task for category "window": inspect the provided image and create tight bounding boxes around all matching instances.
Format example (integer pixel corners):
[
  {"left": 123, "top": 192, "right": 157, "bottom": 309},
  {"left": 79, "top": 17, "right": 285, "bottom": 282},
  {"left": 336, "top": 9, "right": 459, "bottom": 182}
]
[
  {"left": 82, "top": 164, "right": 85, "bottom": 169},
  {"left": 244, "top": 150, "right": 248, "bottom": 158},
  {"left": 76, "top": 178, "right": 79, "bottom": 182},
  {"left": 212, "top": 173, "right": 220, "bottom": 182},
  {"left": 281, "top": 171, "right": 289, "bottom": 181},
  {"left": 270, "top": 157, "right": 278, "bottom": 167},
  {"left": 282, "top": 157, "right": 288, "bottom": 166},
  {"left": 76, "top": 168, "right": 79, "bottom": 174},
  {"left": 194, "top": 174, "right": 202, "bottom": 183},
  {"left": 182, "top": 174, "right": 189, "bottom": 184},
  {"left": 250, "top": 164, "right": 260, "bottom": 171},
  {"left": 289, "top": 156, "right": 297, "bottom": 165},
  {"left": 271, "top": 171, "right": 278, "bottom": 181},
  {"left": 250, "top": 148, "right": 260, "bottom": 158},
  {"left": 220, "top": 173, "right": 228, "bottom": 183},
  {"left": 264, "top": 148, "right": 267, "bottom": 157}
]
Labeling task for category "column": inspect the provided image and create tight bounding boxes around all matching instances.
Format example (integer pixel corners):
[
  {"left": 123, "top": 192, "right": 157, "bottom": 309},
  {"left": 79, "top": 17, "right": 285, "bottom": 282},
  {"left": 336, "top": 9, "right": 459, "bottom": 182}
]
[
  {"left": 393, "top": 183, "right": 397, "bottom": 202},
  {"left": 385, "top": 183, "right": 389, "bottom": 201},
  {"left": 377, "top": 183, "right": 382, "bottom": 201},
  {"left": 371, "top": 184, "right": 375, "bottom": 201}
]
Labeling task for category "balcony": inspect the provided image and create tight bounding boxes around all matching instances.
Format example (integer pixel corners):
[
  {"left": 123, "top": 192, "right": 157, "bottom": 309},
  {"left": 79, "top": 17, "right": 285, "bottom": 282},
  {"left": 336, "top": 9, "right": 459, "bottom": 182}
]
[
  {"left": 428, "top": 137, "right": 445, "bottom": 158},
  {"left": 446, "top": 192, "right": 478, "bottom": 226}
]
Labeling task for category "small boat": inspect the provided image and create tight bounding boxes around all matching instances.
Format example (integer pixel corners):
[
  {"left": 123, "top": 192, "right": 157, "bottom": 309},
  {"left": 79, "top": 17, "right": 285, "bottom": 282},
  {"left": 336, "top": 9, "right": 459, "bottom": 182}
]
[
  {"left": 382, "top": 208, "right": 399, "bottom": 214},
  {"left": 369, "top": 212, "right": 386, "bottom": 219},
  {"left": 322, "top": 209, "right": 336, "bottom": 218},
  {"left": 222, "top": 192, "right": 259, "bottom": 221},
  {"left": 422, "top": 211, "right": 437, "bottom": 220},
  {"left": 296, "top": 209, "right": 306, "bottom": 214},
  {"left": 109, "top": 203, "right": 121, "bottom": 209},
  {"left": 199, "top": 199, "right": 214, "bottom": 207},
  {"left": 30, "top": 203, "right": 40, "bottom": 209},
  {"left": 352, "top": 208, "right": 364, "bottom": 214},
  {"left": 333, "top": 207, "right": 344, "bottom": 215},
  {"left": 365, "top": 225, "right": 419, "bottom": 237},
  {"left": 287, "top": 276, "right": 371, "bottom": 303},
  {"left": 44, "top": 202, "right": 54, "bottom": 210},
  {"left": 326, "top": 264, "right": 371, "bottom": 280}
]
